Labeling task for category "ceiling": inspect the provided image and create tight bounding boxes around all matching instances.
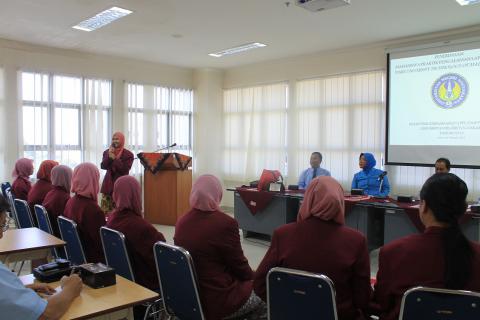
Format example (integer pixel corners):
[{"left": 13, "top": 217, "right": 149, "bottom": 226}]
[{"left": 0, "top": 0, "right": 479, "bottom": 69}]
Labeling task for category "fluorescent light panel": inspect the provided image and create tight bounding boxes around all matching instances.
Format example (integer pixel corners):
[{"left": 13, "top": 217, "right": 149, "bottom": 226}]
[
  {"left": 209, "top": 42, "right": 267, "bottom": 57},
  {"left": 456, "top": 0, "right": 480, "bottom": 5},
  {"left": 73, "top": 7, "right": 132, "bottom": 32}
]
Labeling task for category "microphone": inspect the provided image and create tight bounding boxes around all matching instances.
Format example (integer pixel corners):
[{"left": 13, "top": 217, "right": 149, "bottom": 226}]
[
  {"left": 378, "top": 171, "right": 387, "bottom": 181},
  {"left": 153, "top": 143, "right": 177, "bottom": 153}
]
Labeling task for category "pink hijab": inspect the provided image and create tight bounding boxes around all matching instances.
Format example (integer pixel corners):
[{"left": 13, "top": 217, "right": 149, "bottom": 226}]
[
  {"left": 189, "top": 174, "right": 223, "bottom": 212},
  {"left": 297, "top": 176, "right": 345, "bottom": 224},
  {"left": 51, "top": 165, "right": 73, "bottom": 192},
  {"left": 113, "top": 176, "right": 142, "bottom": 216},
  {"left": 71, "top": 163, "right": 100, "bottom": 201},
  {"left": 37, "top": 160, "right": 59, "bottom": 182},
  {"left": 112, "top": 132, "right": 125, "bottom": 158},
  {"left": 12, "top": 158, "right": 34, "bottom": 181}
]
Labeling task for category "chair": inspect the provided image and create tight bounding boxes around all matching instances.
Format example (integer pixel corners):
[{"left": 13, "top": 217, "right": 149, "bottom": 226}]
[
  {"left": 399, "top": 286, "right": 480, "bottom": 320},
  {"left": 101, "top": 227, "right": 163, "bottom": 320},
  {"left": 100, "top": 227, "right": 135, "bottom": 281},
  {"left": 267, "top": 267, "right": 338, "bottom": 320},
  {"left": 13, "top": 199, "right": 34, "bottom": 229},
  {"left": 154, "top": 241, "right": 205, "bottom": 320},
  {"left": 57, "top": 216, "right": 86, "bottom": 265},
  {"left": 34, "top": 205, "right": 66, "bottom": 259},
  {"left": 5, "top": 188, "right": 19, "bottom": 227},
  {"left": 1, "top": 182, "right": 11, "bottom": 198}
]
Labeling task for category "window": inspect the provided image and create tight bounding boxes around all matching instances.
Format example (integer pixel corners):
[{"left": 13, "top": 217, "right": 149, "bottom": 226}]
[
  {"left": 223, "top": 83, "right": 288, "bottom": 182},
  {"left": 21, "top": 72, "right": 111, "bottom": 170},
  {"left": 127, "top": 83, "right": 193, "bottom": 176},
  {"left": 293, "top": 71, "right": 385, "bottom": 187}
]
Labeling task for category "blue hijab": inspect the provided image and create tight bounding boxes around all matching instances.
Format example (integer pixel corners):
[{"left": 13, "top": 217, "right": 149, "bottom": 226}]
[{"left": 362, "top": 153, "right": 376, "bottom": 173}]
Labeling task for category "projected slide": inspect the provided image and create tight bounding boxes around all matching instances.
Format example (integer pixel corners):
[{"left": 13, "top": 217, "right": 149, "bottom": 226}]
[{"left": 387, "top": 43, "right": 480, "bottom": 167}]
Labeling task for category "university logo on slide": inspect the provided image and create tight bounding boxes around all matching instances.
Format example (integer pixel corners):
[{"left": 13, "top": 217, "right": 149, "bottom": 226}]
[{"left": 432, "top": 73, "right": 468, "bottom": 109}]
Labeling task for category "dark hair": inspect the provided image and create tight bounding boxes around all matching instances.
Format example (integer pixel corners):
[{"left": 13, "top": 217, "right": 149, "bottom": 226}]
[
  {"left": 435, "top": 158, "right": 451, "bottom": 170},
  {"left": 420, "top": 173, "right": 472, "bottom": 289},
  {"left": 311, "top": 152, "right": 323, "bottom": 162},
  {"left": 0, "top": 194, "right": 10, "bottom": 214}
]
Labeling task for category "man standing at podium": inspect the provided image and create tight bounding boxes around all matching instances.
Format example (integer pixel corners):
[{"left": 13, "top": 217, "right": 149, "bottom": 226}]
[
  {"left": 298, "top": 152, "right": 331, "bottom": 189},
  {"left": 100, "top": 132, "right": 134, "bottom": 213}
]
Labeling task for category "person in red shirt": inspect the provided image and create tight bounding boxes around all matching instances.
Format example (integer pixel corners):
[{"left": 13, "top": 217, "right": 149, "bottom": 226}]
[
  {"left": 174, "top": 175, "right": 265, "bottom": 320},
  {"left": 28, "top": 160, "right": 59, "bottom": 216},
  {"left": 42, "top": 165, "right": 72, "bottom": 238},
  {"left": 106, "top": 175, "right": 166, "bottom": 291},
  {"left": 372, "top": 173, "right": 480, "bottom": 320},
  {"left": 254, "top": 176, "right": 372, "bottom": 320},
  {"left": 11, "top": 158, "right": 34, "bottom": 201},
  {"left": 100, "top": 132, "right": 134, "bottom": 214},
  {"left": 64, "top": 163, "right": 105, "bottom": 263}
]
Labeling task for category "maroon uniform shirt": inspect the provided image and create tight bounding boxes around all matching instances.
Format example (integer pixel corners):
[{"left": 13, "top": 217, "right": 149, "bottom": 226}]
[
  {"left": 63, "top": 194, "right": 106, "bottom": 263},
  {"left": 174, "top": 209, "right": 254, "bottom": 320},
  {"left": 254, "top": 218, "right": 372, "bottom": 320},
  {"left": 100, "top": 149, "right": 134, "bottom": 196},
  {"left": 28, "top": 179, "right": 54, "bottom": 216},
  {"left": 42, "top": 186, "right": 70, "bottom": 238},
  {"left": 106, "top": 209, "right": 166, "bottom": 291},
  {"left": 12, "top": 177, "right": 31, "bottom": 201},
  {"left": 373, "top": 226, "right": 480, "bottom": 320}
]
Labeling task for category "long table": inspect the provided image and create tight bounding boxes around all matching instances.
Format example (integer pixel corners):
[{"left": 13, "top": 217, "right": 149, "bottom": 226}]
[{"left": 231, "top": 188, "right": 480, "bottom": 250}]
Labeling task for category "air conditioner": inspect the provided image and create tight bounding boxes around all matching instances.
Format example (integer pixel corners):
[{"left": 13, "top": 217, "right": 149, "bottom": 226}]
[{"left": 295, "top": 0, "right": 351, "bottom": 12}]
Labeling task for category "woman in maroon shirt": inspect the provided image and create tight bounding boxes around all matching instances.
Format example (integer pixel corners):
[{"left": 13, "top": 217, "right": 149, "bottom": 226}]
[
  {"left": 106, "top": 175, "right": 166, "bottom": 290},
  {"left": 254, "top": 176, "right": 372, "bottom": 320},
  {"left": 11, "top": 158, "right": 34, "bottom": 201},
  {"left": 28, "top": 160, "right": 59, "bottom": 215},
  {"left": 64, "top": 163, "right": 105, "bottom": 263},
  {"left": 42, "top": 165, "right": 72, "bottom": 238},
  {"left": 372, "top": 173, "right": 480, "bottom": 320},
  {"left": 174, "top": 175, "right": 264, "bottom": 320},
  {"left": 100, "top": 132, "right": 134, "bottom": 213}
]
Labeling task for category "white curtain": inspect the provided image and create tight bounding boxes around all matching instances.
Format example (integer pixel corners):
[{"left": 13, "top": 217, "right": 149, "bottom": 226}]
[
  {"left": 0, "top": 67, "right": 5, "bottom": 181},
  {"left": 292, "top": 71, "right": 385, "bottom": 189},
  {"left": 83, "top": 78, "right": 111, "bottom": 168},
  {"left": 127, "top": 83, "right": 193, "bottom": 179},
  {"left": 223, "top": 83, "right": 288, "bottom": 183}
]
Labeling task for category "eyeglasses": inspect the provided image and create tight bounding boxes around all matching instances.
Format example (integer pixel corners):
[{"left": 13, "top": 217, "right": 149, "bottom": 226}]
[{"left": 1, "top": 217, "right": 12, "bottom": 232}]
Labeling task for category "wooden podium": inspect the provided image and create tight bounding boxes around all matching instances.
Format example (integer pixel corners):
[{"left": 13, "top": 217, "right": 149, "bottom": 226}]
[{"left": 138, "top": 152, "right": 192, "bottom": 226}]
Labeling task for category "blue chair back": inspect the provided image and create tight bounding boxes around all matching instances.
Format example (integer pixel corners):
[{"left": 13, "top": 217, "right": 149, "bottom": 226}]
[
  {"left": 13, "top": 199, "right": 34, "bottom": 229},
  {"left": 267, "top": 267, "right": 338, "bottom": 320},
  {"left": 399, "top": 286, "right": 480, "bottom": 320},
  {"left": 58, "top": 216, "right": 86, "bottom": 265},
  {"left": 5, "top": 188, "right": 18, "bottom": 226},
  {"left": 100, "top": 227, "right": 135, "bottom": 281},
  {"left": 1, "top": 182, "right": 11, "bottom": 198},
  {"left": 34, "top": 205, "right": 66, "bottom": 259},
  {"left": 154, "top": 242, "right": 204, "bottom": 320}
]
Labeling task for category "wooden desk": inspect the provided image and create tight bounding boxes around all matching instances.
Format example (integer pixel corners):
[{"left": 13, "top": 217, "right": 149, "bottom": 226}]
[
  {"left": 20, "top": 274, "right": 159, "bottom": 320},
  {"left": 0, "top": 228, "right": 65, "bottom": 263}
]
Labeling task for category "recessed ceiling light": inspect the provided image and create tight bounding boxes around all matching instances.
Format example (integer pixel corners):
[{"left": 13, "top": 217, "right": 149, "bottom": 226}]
[
  {"left": 456, "top": 0, "right": 480, "bottom": 5},
  {"left": 72, "top": 7, "right": 132, "bottom": 32},
  {"left": 208, "top": 42, "right": 267, "bottom": 58}
]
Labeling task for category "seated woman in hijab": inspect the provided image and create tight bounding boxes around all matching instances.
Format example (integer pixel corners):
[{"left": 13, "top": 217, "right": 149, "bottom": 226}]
[
  {"left": 106, "top": 175, "right": 166, "bottom": 291},
  {"left": 64, "top": 163, "right": 106, "bottom": 263},
  {"left": 28, "top": 160, "right": 59, "bottom": 214},
  {"left": 42, "top": 165, "right": 73, "bottom": 238},
  {"left": 174, "top": 175, "right": 265, "bottom": 320},
  {"left": 351, "top": 153, "right": 390, "bottom": 197},
  {"left": 11, "top": 158, "right": 34, "bottom": 201},
  {"left": 371, "top": 173, "right": 480, "bottom": 320},
  {"left": 254, "top": 176, "right": 372, "bottom": 320}
]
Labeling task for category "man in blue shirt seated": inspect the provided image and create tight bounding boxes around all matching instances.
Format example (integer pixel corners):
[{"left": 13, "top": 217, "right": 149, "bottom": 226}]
[
  {"left": 0, "top": 194, "right": 83, "bottom": 320},
  {"left": 351, "top": 152, "right": 390, "bottom": 197},
  {"left": 298, "top": 152, "right": 331, "bottom": 189}
]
